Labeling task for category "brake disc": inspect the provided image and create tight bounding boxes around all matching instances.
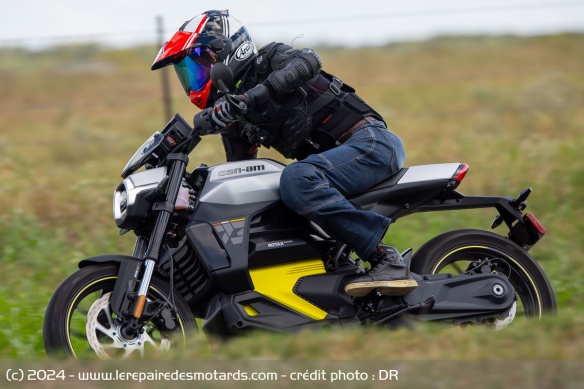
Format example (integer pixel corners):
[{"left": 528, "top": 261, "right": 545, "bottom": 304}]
[
  {"left": 85, "top": 292, "right": 170, "bottom": 359},
  {"left": 492, "top": 301, "right": 517, "bottom": 330}
]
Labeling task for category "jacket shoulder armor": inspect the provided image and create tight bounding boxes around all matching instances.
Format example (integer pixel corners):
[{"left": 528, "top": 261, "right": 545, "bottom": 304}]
[
  {"left": 256, "top": 42, "right": 295, "bottom": 76},
  {"left": 269, "top": 43, "right": 296, "bottom": 70},
  {"left": 256, "top": 42, "right": 283, "bottom": 75}
]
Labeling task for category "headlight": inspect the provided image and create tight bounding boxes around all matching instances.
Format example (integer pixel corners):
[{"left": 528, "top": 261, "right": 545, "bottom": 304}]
[
  {"left": 113, "top": 187, "right": 128, "bottom": 223},
  {"left": 112, "top": 167, "right": 167, "bottom": 229}
]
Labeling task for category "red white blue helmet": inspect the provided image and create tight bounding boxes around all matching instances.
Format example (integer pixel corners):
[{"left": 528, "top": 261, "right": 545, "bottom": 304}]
[{"left": 151, "top": 10, "right": 257, "bottom": 109}]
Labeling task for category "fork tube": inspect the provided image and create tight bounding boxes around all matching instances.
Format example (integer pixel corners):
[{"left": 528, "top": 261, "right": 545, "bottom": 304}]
[
  {"left": 134, "top": 259, "right": 156, "bottom": 318},
  {"left": 133, "top": 153, "right": 188, "bottom": 319}
]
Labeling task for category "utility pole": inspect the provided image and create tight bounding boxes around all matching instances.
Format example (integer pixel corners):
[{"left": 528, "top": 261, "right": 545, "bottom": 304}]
[{"left": 157, "top": 16, "right": 173, "bottom": 121}]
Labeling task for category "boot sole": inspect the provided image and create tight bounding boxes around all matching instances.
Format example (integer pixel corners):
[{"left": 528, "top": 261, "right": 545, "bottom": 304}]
[{"left": 344, "top": 280, "right": 418, "bottom": 297}]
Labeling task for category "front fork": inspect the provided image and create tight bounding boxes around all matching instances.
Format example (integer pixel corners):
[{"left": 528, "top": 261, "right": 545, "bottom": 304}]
[
  {"left": 116, "top": 153, "right": 188, "bottom": 335},
  {"left": 134, "top": 153, "right": 188, "bottom": 318}
]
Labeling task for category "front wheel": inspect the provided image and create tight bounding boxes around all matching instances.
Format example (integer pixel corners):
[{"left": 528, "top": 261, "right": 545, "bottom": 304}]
[
  {"left": 43, "top": 263, "right": 197, "bottom": 359},
  {"left": 411, "top": 229, "right": 556, "bottom": 321}
]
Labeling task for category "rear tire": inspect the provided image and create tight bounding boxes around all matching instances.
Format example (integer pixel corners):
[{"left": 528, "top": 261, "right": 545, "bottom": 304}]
[
  {"left": 410, "top": 229, "right": 556, "bottom": 319},
  {"left": 43, "top": 263, "right": 197, "bottom": 359}
]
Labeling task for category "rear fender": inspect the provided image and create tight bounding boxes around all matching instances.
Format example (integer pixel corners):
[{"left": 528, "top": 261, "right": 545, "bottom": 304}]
[
  {"left": 396, "top": 190, "right": 544, "bottom": 250},
  {"left": 79, "top": 255, "right": 142, "bottom": 317}
]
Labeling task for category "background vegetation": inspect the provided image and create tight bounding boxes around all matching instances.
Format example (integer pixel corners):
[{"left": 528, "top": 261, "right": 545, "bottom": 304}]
[{"left": 0, "top": 34, "right": 583, "bottom": 360}]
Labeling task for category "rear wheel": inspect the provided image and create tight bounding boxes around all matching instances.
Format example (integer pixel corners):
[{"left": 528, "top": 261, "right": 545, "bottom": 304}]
[
  {"left": 411, "top": 229, "right": 556, "bottom": 321},
  {"left": 43, "top": 263, "right": 196, "bottom": 359}
]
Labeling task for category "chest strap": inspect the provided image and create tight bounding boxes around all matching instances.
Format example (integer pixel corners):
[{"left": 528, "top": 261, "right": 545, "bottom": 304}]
[{"left": 306, "top": 76, "right": 344, "bottom": 117}]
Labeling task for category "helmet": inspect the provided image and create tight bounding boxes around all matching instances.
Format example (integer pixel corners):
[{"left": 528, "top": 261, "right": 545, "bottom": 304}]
[{"left": 151, "top": 10, "right": 258, "bottom": 109}]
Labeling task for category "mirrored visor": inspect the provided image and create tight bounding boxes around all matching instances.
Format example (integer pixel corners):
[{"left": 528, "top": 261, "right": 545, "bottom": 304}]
[{"left": 173, "top": 47, "right": 218, "bottom": 94}]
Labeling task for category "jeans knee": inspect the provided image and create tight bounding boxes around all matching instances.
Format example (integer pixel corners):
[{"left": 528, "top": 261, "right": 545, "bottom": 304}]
[{"left": 280, "top": 163, "right": 320, "bottom": 212}]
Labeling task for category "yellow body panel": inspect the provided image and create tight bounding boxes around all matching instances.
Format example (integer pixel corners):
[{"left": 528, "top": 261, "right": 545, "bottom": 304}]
[
  {"left": 243, "top": 304, "right": 260, "bottom": 316},
  {"left": 249, "top": 259, "right": 328, "bottom": 320}
]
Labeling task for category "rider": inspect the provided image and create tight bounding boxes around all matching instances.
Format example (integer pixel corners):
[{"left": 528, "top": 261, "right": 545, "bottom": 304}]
[{"left": 151, "top": 10, "right": 417, "bottom": 297}]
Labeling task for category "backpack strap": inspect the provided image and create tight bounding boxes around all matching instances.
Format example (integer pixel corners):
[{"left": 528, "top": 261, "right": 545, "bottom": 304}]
[{"left": 305, "top": 70, "right": 357, "bottom": 117}]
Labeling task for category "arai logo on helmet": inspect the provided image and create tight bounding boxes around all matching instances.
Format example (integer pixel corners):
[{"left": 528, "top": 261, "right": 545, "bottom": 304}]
[{"left": 234, "top": 42, "right": 254, "bottom": 61}]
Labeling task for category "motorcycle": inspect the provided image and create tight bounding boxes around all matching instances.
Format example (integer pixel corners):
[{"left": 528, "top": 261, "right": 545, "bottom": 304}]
[{"left": 43, "top": 64, "right": 556, "bottom": 359}]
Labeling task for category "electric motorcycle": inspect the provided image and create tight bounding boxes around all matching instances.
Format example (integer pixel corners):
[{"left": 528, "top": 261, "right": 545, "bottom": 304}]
[{"left": 43, "top": 65, "right": 556, "bottom": 359}]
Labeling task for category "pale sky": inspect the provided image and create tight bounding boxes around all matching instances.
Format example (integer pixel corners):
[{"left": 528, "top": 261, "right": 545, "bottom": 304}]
[{"left": 1, "top": 0, "right": 584, "bottom": 50}]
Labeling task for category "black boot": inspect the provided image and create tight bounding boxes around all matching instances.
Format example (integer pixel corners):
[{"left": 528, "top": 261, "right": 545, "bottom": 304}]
[{"left": 344, "top": 244, "right": 418, "bottom": 297}]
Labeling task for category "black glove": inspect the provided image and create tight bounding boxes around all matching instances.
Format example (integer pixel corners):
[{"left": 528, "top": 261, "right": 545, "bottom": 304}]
[
  {"left": 210, "top": 97, "right": 241, "bottom": 130},
  {"left": 209, "top": 85, "right": 270, "bottom": 131},
  {"left": 193, "top": 108, "right": 219, "bottom": 135}
]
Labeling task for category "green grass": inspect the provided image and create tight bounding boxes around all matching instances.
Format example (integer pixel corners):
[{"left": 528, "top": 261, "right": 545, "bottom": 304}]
[{"left": 1, "top": 34, "right": 583, "bottom": 360}]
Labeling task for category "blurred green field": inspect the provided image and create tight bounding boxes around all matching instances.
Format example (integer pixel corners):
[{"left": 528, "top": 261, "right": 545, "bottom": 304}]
[{"left": 0, "top": 34, "right": 583, "bottom": 360}]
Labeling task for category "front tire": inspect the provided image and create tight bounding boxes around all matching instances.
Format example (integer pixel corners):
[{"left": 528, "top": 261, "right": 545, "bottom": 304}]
[
  {"left": 43, "top": 263, "right": 196, "bottom": 359},
  {"left": 410, "top": 229, "right": 556, "bottom": 320}
]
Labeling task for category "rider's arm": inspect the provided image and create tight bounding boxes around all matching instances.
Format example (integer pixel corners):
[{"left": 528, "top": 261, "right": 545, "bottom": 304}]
[
  {"left": 198, "top": 44, "right": 323, "bottom": 159},
  {"left": 264, "top": 45, "right": 322, "bottom": 95},
  {"left": 241, "top": 44, "right": 323, "bottom": 109}
]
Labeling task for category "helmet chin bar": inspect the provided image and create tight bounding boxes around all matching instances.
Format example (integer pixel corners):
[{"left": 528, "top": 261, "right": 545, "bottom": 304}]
[{"left": 189, "top": 80, "right": 214, "bottom": 109}]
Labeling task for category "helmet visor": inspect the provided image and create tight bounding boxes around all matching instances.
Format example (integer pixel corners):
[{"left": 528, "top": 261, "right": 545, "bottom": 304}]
[{"left": 173, "top": 47, "right": 218, "bottom": 94}]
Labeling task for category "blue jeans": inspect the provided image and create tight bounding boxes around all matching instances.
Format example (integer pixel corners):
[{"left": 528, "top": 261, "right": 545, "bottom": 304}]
[{"left": 280, "top": 119, "right": 406, "bottom": 260}]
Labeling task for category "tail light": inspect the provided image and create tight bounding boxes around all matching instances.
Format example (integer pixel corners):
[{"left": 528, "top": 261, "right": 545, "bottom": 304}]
[
  {"left": 525, "top": 213, "right": 546, "bottom": 235},
  {"left": 453, "top": 163, "right": 469, "bottom": 183}
]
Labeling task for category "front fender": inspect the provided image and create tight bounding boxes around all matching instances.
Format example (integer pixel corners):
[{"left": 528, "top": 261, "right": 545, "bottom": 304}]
[
  {"left": 78, "top": 254, "right": 141, "bottom": 268},
  {"left": 78, "top": 254, "right": 143, "bottom": 317}
]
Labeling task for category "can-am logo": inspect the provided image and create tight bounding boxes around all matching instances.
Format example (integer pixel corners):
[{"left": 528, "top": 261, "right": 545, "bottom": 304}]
[
  {"left": 218, "top": 164, "right": 265, "bottom": 177},
  {"left": 234, "top": 42, "right": 254, "bottom": 61}
]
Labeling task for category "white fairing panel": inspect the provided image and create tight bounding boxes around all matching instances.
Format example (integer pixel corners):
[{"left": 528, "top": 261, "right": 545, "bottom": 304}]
[
  {"left": 124, "top": 166, "right": 167, "bottom": 204},
  {"left": 199, "top": 159, "right": 285, "bottom": 205},
  {"left": 397, "top": 163, "right": 460, "bottom": 184}
]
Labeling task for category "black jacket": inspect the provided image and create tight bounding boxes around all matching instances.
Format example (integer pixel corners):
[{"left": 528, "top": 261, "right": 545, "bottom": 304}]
[{"left": 221, "top": 42, "right": 383, "bottom": 161}]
